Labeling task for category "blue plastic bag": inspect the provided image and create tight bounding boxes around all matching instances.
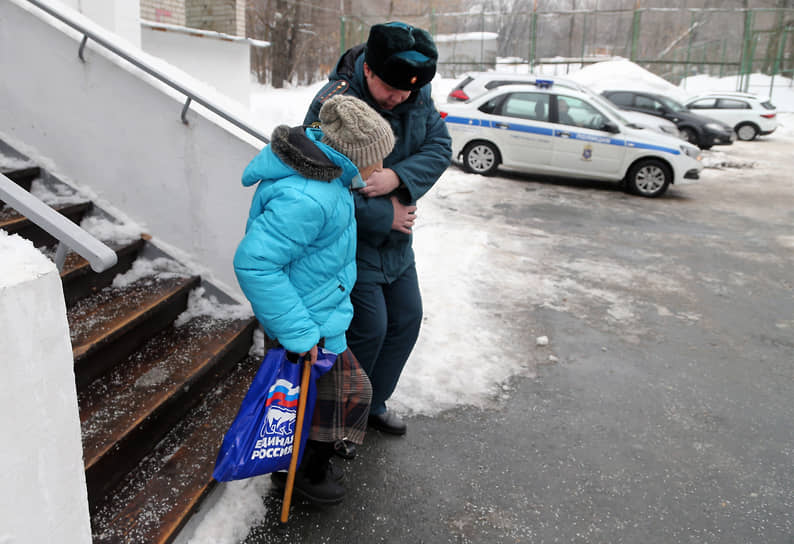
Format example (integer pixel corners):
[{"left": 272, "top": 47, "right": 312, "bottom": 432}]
[{"left": 212, "top": 347, "right": 335, "bottom": 482}]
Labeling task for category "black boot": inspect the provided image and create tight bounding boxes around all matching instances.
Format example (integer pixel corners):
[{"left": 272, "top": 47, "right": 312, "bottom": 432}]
[{"left": 270, "top": 441, "right": 345, "bottom": 505}]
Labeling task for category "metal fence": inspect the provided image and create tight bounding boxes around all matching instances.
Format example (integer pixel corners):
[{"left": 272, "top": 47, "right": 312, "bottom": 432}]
[{"left": 340, "top": 7, "right": 794, "bottom": 95}]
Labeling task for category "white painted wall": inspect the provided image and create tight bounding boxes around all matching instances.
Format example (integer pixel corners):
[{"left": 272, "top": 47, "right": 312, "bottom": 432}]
[
  {"left": 56, "top": 0, "right": 141, "bottom": 47},
  {"left": 141, "top": 24, "right": 251, "bottom": 107},
  {"left": 0, "top": 0, "right": 263, "bottom": 297},
  {"left": 0, "top": 232, "right": 92, "bottom": 544}
]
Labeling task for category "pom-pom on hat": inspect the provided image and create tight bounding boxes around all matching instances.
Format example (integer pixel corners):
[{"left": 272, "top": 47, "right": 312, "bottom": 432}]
[
  {"left": 319, "top": 95, "right": 395, "bottom": 171},
  {"left": 365, "top": 22, "right": 437, "bottom": 91}
]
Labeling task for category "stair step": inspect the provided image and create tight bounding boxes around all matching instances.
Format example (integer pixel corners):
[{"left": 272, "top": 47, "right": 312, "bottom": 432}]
[
  {"left": 80, "top": 314, "right": 256, "bottom": 504},
  {"left": 59, "top": 238, "right": 146, "bottom": 307},
  {"left": 0, "top": 201, "right": 93, "bottom": 247},
  {"left": 90, "top": 355, "right": 261, "bottom": 544},
  {"left": 0, "top": 166, "right": 41, "bottom": 200},
  {"left": 69, "top": 274, "right": 201, "bottom": 388},
  {"left": 0, "top": 166, "right": 41, "bottom": 207}
]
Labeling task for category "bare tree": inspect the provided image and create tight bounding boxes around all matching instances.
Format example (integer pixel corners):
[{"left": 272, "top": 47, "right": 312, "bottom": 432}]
[{"left": 762, "top": 0, "right": 794, "bottom": 73}]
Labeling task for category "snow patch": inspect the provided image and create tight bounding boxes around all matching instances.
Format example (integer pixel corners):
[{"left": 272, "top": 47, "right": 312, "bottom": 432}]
[
  {"left": 111, "top": 257, "right": 190, "bottom": 288},
  {"left": 0, "top": 230, "right": 54, "bottom": 286},
  {"left": 80, "top": 215, "right": 145, "bottom": 245},
  {"left": 183, "top": 477, "right": 272, "bottom": 544},
  {"left": 0, "top": 152, "right": 34, "bottom": 171},
  {"left": 29, "top": 178, "right": 86, "bottom": 206},
  {"left": 174, "top": 287, "right": 252, "bottom": 327}
]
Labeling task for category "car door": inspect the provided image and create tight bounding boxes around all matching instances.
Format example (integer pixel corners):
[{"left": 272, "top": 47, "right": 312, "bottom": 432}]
[
  {"left": 485, "top": 91, "right": 554, "bottom": 169},
  {"left": 634, "top": 93, "right": 669, "bottom": 119},
  {"left": 549, "top": 95, "right": 626, "bottom": 178},
  {"left": 715, "top": 98, "right": 752, "bottom": 128},
  {"left": 687, "top": 97, "right": 729, "bottom": 126}
]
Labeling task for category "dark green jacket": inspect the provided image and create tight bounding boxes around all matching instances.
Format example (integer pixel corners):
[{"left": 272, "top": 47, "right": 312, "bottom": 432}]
[{"left": 305, "top": 45, "right": 452, "bottom": 284}]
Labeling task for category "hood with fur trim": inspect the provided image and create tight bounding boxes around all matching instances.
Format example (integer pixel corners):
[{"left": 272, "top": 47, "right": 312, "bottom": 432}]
[{"left": 242, "top": 125, "right": 358, "bottom": 187}]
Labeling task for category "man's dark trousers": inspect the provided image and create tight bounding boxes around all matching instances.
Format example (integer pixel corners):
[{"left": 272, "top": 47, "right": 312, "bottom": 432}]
[{"left": 346, "top": 264, "right": 422, "bottom": 416}]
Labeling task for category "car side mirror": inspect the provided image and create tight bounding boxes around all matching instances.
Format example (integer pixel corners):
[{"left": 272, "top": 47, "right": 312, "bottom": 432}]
[{"left": 602, "top": 120, "right": 620, "bottom": 133}]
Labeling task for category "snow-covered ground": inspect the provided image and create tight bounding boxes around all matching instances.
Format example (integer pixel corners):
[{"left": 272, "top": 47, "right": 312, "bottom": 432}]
[
  {"left": 5, "top": 55, "right": 790, "bottom": 543},
  {"left": 176, "top": 61, "right": 794, "bottom": 543}
]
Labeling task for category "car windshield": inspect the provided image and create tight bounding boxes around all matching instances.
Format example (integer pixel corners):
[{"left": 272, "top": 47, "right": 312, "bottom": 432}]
[
  {"left": 656, "top": 95, "right": 688, "bottom": 112},
  {"left": 581, "top": 88, "right": 631, "bottom": 124}
]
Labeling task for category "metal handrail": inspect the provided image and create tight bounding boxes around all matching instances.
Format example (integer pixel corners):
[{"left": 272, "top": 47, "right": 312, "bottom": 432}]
[
  {"left": 1, "top": 173, "right": 118, "bottom": 273},
  {"left": 26, "top": 0, "right": 269, "bottom": 144}
]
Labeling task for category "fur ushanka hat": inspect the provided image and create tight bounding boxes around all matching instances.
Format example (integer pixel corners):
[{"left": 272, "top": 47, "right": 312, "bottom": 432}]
[
  {"left": 365, "top": 22, "right": 438, "bottom": 92},
  {"left": 319, "top": 95, "right": 395, "bottom": 170}
]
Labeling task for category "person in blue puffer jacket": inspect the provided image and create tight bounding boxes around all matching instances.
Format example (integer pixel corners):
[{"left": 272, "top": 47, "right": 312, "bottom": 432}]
[{"left": 234, "top": 95, "right": 395, "bottom": 505}]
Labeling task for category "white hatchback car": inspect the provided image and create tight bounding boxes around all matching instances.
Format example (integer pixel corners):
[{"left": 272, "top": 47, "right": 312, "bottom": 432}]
[
  {"left": 685, "top": 92, "right": 778, "bottom": 141},
  {"left": 448, "top": 72, "right": 682, "bottom": 139},
  {"left": 440, "top": 80, "right": 703, "bottom": 198}
]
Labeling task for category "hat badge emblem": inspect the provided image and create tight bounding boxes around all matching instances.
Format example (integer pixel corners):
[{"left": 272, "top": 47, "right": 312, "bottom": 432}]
[{"left": 410, "top": 75, "right": 418, "bottom": 84}]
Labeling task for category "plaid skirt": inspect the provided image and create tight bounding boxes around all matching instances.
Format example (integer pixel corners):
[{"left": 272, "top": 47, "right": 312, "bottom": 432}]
[{"left": 308, "top": 348, "right": 372, "bottom": 445}]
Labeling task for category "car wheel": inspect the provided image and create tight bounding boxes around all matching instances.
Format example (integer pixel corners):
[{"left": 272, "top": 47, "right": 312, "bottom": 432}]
[
  {"left": 626, "top": 159, "right": 671, "bottom": 198},
  {"left": 680, "top": 127, "right": 700, "bottom": 147},
  {"left": 463, "top": 141, "right": 500, "bottom": 175},
  {"left": 735, "top": 122, "right": 759, "bottom": 141}
]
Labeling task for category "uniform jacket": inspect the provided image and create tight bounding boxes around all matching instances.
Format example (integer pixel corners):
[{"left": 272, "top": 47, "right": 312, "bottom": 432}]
[
  {"left": 233, "top": 125, "right": 360, "bottom": 354},
  {"left": 304, "top": 45, "right": 452, "bottom": 284}
]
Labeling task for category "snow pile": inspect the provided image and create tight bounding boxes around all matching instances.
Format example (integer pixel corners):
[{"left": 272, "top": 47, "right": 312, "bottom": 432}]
[
  {"left": 0, "top": 152, "right": 34, "bottom": 172},
  {"left": 80, "top": 215, "right": 145, "bottom": 245},
  {"left": 700, "top": 149, "right": 758, "bottom": 170},
  {"left": 29, "top": 179, "right": 86, "bottom": 206},
  {"left": 249, "top": 80, "right": 326, "bottom": 136},
  {"left": 567, "top": 58, "right": 688, "bottom": 101},
  {"left": 435, "top": 32, "right": 499, "bottom": 43},
  {"left": 182, "top": 477, "right": 272, "bottom": 544},
  {"left": 0, "top": 230, "right": 53, "bottom": 286},
  {"left": 174, "top": 287, "right": 251, "bottom": 327},
  {"left": 111, "top": 257, "right": 190, "bottom": 288}
]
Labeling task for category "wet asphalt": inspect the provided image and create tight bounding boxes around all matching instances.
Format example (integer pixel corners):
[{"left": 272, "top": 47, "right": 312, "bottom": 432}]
[{"left": 242, "top": 137, "right": 794, "bottom": 544}]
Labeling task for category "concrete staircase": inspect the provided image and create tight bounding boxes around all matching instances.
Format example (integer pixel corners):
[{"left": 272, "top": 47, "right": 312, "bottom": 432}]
[{"left": 1, "top": 146, "right": 260, "bottom": 543}]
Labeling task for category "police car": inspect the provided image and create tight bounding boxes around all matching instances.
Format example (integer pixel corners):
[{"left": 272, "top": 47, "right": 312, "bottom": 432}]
[{"left": 440, "top": 79, "right": 703, "bottom": 198}]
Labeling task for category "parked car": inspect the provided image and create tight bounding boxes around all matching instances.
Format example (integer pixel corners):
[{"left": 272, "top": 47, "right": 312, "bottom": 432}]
[
  {"left": 448, "top": 72, "right": 682, "bottom": 139},
  {"left": 684, "top": 91, "right": 778, "bottom": 141},
  {"left": 447, "top": 72, "right": 544, "bottom": 102},
  {"left": 601, "top": 89, "right": 735, "bottom": 149},
  {"left": 439, "top": 80, "right": 703, "bottom": 198}
]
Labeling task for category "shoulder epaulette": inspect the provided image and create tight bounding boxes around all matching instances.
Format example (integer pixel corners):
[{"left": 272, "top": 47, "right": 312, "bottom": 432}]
[{"left": 317, "top": 79, "right": 350, "bottom": 103}]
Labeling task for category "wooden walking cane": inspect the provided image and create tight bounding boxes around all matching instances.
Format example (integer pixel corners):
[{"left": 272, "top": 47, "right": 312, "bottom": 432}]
[{"left": 280, "top": 355, "right": 313, "bottom": 523}]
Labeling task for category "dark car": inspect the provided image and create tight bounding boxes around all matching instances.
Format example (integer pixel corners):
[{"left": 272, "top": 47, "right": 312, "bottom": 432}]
[{"left": 602, "top": 90, "right": 734, "bottom": 149}]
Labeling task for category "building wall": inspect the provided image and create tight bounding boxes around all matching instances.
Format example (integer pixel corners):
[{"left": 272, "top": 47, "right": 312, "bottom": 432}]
[
  {"left": 186, "top": 0, "right": 235, "bottom": 36},
  {"left": 141, "top": 0, "right": 245, "bottom": 37},
  {"left": 141, "top": 0, "right": 187, "bottom": 25},
  {"left": 1, "top": 0, "right": 261, "bottom": 297},
  {"left": 57, "top": 0, "right": 141, "bottom": 46},
  {"left": 141, "top": 24, "right": 252, "bottom": 106}
]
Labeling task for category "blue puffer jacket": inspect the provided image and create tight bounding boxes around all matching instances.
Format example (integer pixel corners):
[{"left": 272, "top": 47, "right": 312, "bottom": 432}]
[{"left": 233, "top": 125, "right": 360, "bottom": 354}]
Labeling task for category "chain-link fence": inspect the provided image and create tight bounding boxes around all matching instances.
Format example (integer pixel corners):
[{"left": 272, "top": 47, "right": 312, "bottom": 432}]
[{"left": 340, "top": 7, "right": 794, "bottom": 92}]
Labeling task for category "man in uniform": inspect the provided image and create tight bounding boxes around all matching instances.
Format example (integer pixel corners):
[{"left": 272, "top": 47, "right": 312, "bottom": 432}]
[{"left": 304, "top": 22, "right": 452, "bottom": 457}]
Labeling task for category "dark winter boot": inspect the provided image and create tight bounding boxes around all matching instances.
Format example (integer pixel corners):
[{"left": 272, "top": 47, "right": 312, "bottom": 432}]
[{"left": 270, "top": 440, "right": 346, "bottom": 505}]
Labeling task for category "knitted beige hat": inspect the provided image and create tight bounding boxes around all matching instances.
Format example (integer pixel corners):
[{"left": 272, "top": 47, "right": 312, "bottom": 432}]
[{"left": 319, "top": 95, "right": 395, "bottom": 171}]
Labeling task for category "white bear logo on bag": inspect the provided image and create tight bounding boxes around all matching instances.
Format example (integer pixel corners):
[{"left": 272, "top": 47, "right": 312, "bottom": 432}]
[
  {"left": 262, "top": 405, "right": 296, "bottom": 437},
  {"left": 250, "top": 378, "right": 300, "bottom": 460}
]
